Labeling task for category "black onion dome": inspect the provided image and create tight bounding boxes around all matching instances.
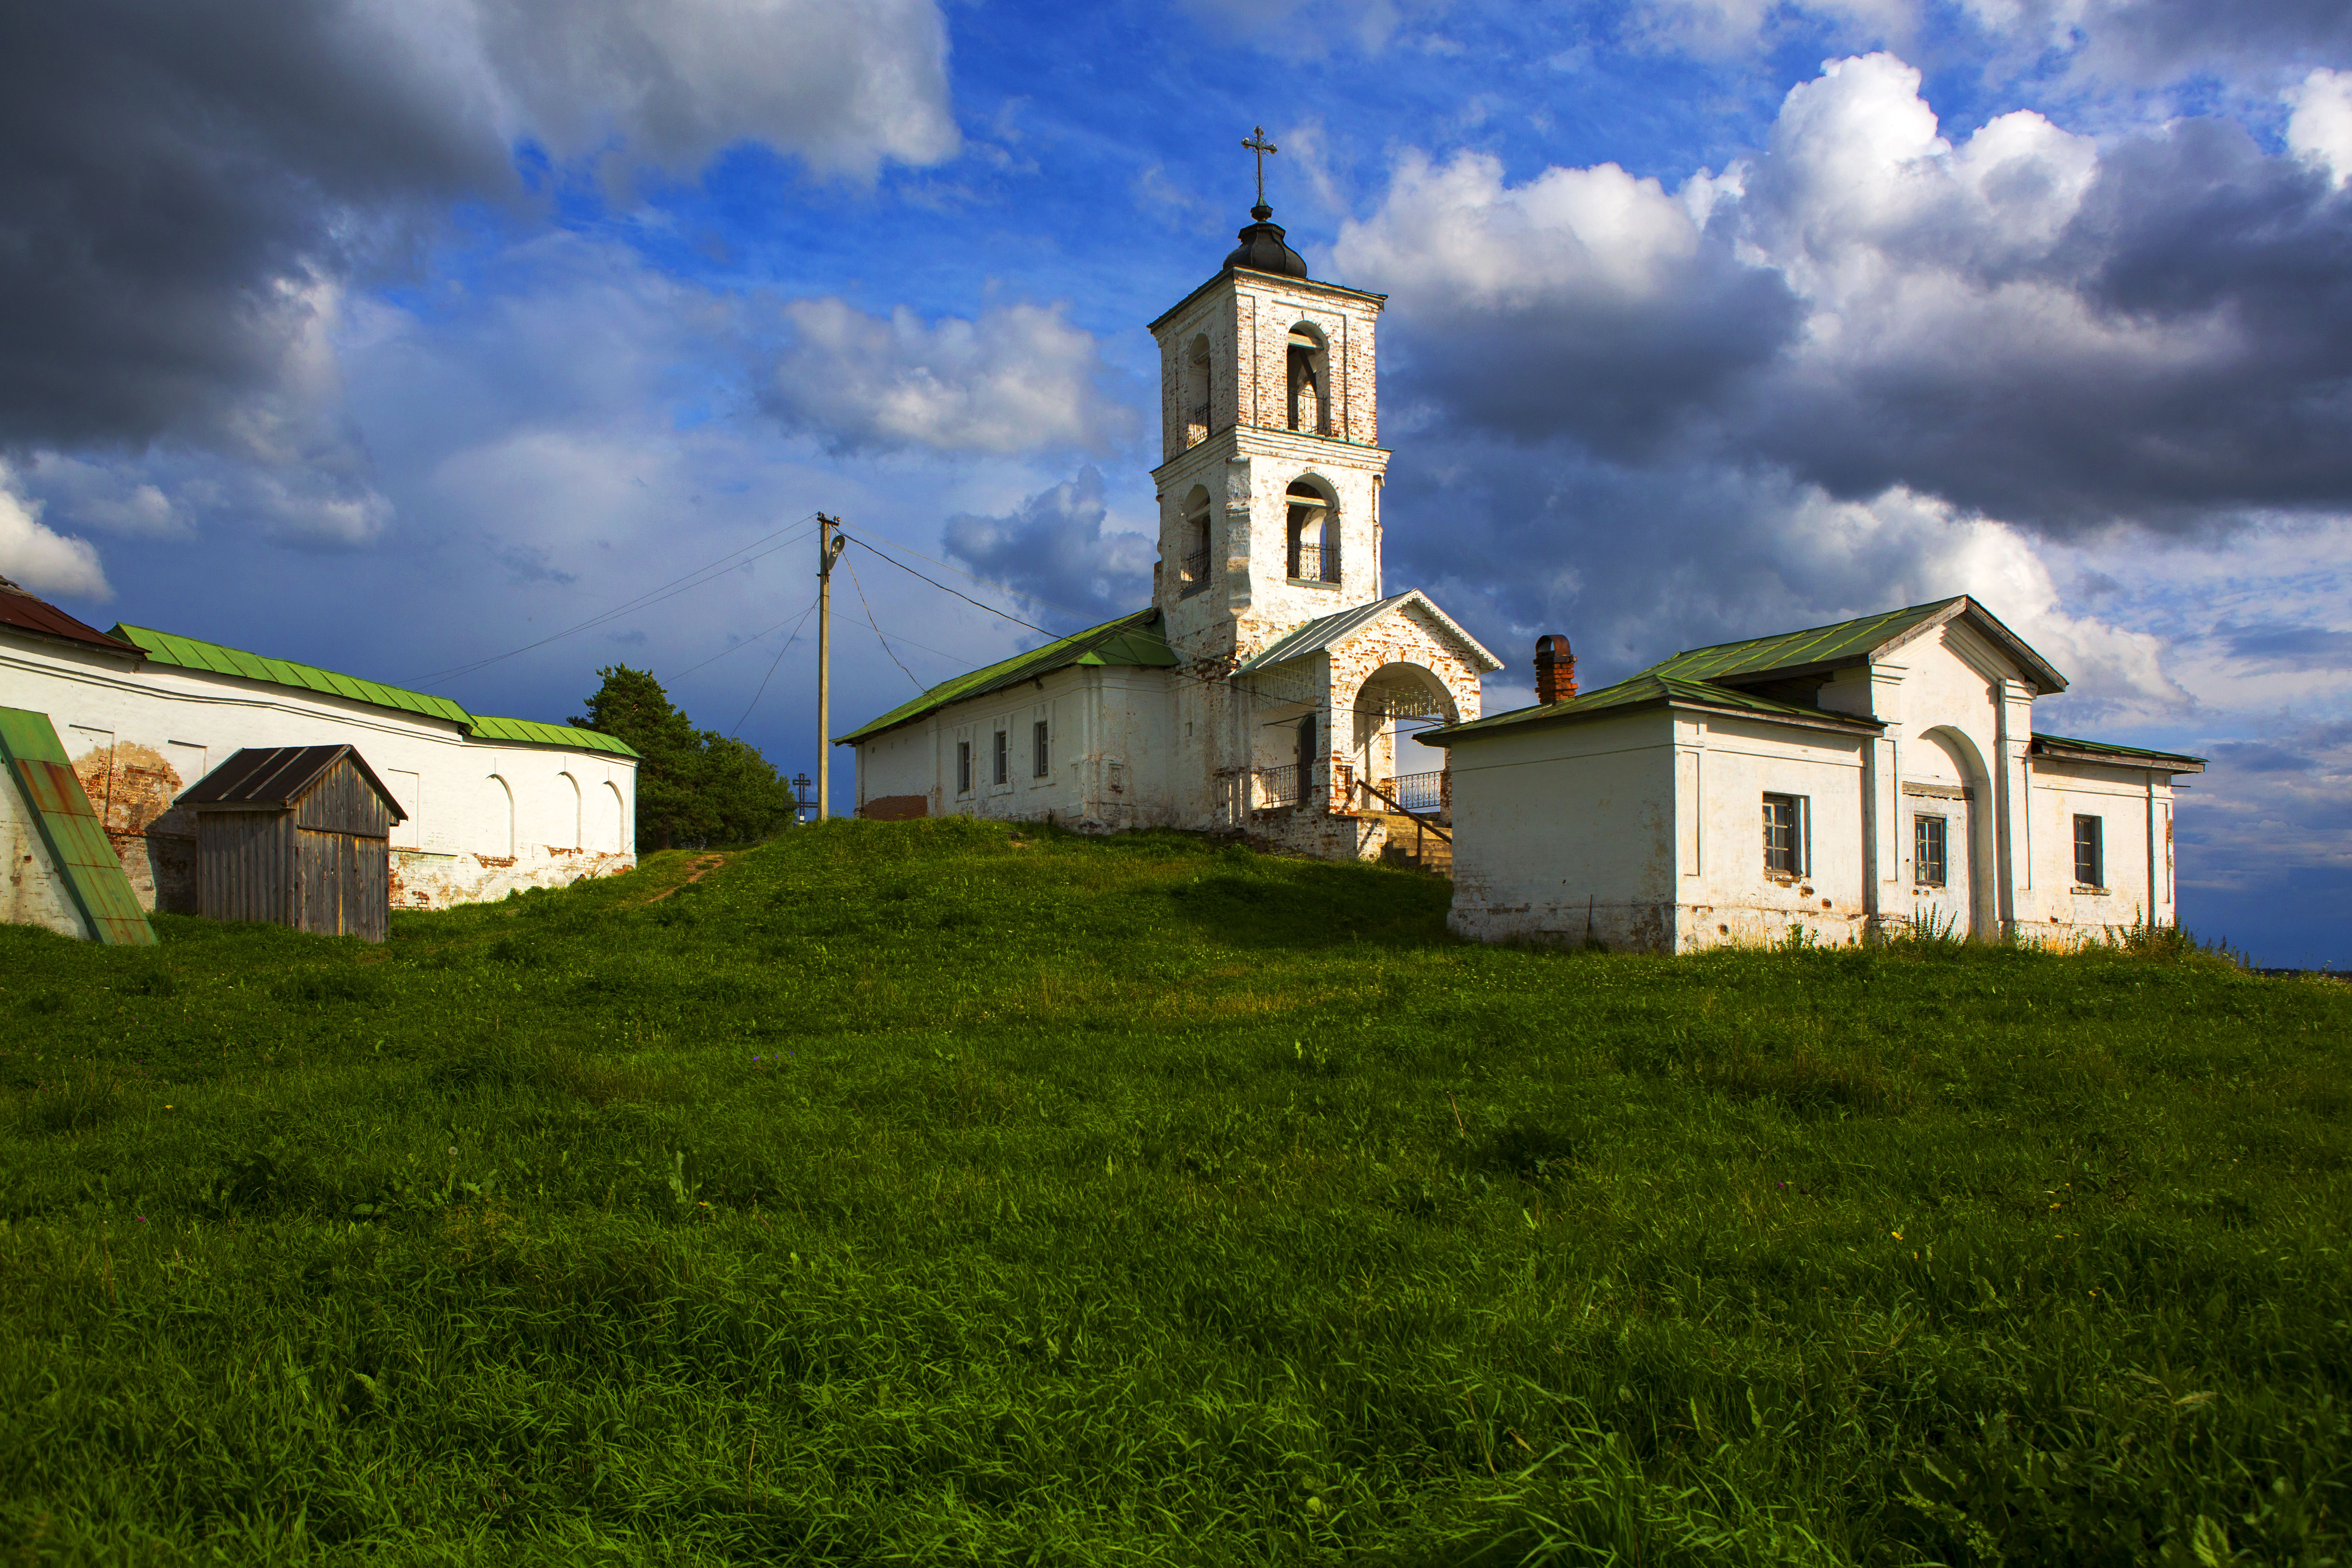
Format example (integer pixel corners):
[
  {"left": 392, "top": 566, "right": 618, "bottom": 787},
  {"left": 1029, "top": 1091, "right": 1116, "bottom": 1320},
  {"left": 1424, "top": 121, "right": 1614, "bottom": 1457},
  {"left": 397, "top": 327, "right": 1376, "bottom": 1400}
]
[{"left": 1223, "top": 204, "right": 1308, "bottom": 278}]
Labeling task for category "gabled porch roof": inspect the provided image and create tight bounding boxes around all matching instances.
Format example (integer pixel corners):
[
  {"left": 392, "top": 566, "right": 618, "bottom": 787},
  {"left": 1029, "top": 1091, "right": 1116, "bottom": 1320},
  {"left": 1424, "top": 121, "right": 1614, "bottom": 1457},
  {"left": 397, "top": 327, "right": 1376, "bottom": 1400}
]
[{"left": 1234, "top": 590, "right": 1504, "bottom": 677}]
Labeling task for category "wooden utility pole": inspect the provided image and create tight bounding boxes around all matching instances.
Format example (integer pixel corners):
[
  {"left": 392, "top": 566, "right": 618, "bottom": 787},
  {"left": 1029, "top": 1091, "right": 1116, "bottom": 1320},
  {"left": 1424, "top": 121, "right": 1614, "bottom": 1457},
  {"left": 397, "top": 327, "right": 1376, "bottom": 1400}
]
[{"left": 815, "top": 514, "right": 845, "bottom": 821}]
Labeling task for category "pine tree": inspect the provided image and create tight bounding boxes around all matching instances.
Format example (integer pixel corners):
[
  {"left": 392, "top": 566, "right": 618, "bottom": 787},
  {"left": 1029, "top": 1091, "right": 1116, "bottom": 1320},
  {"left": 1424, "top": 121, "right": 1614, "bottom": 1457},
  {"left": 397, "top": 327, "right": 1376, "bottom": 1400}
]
[{"left": 571, "top": 666, "right": 792, "bottom": 849}]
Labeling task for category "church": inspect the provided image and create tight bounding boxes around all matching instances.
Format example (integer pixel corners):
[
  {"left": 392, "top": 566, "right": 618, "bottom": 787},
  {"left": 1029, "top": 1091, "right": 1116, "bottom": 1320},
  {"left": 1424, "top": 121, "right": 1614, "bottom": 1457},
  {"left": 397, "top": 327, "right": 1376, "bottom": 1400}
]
[
  {"left": 840, "top": 167, "right": 2208, "bottom": 951},
  {"left": 840, "top": 183, "right": 1500, "bottom": 865}
]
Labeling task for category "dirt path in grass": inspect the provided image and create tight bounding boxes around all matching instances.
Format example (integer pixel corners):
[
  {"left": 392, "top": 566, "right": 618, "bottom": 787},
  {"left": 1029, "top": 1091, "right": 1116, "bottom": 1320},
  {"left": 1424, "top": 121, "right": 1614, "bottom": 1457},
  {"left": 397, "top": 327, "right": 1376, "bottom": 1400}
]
[{"left": 640, "top": 853, "right": 730, "bottom": 904}]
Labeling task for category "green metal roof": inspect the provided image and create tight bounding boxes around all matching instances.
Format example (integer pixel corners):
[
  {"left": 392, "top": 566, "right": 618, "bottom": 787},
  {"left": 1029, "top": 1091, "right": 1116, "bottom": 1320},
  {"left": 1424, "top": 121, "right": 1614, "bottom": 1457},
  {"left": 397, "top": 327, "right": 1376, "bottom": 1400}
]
[
  {"left": 2033, "top": 733, "right": 2206, "bottom": 771},
  {"left": 1428, "top": 596, "right": 2073, "bottom": 747},
  {"left": 467, "top": 714, "right": 641, "bottom": 758},
  {"left": 113, "top": 623, "right": 474, "bottom": 726},
  {"left": 0, "top": 706, "right": 157, "bottom": 945},
  {"left": 106, "top": 623, "right": 639, "bottom": 758},
  {"left": 1425, "top": 673, "right": 1881, "bottom": 746},
  {"left": 836, "top": 608, "right": 1179, "bottom": 745},
  {"left": 1644, "top": 596, "right": 2066, "bottom": 692}
]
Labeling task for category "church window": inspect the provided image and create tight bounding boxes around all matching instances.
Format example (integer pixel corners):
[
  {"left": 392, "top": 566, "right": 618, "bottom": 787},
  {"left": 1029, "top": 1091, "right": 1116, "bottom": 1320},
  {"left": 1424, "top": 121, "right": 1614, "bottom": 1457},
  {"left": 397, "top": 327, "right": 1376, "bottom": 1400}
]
[
  {"left": 1287, "top": 324, "right": 1329, "bottom": 435},
  {"left": 1032, "top": 720, "right": 1050, "bottom": 779},
  {"left": 1914, "top": 815, "right": 1947, "bottom": 887},
  {"left": 1762, "top": 793, "right": 1806, "bottom": 876},
  {"left": 1185, "top": 334, "right": 1212, "bottom": 447},
  {"left": 1286, "top": 479, "right": 1339, "bottom": 584},
  {"left": 957, "top": 741, "right": 972, "bottom": 796},
  {"left": 1180, "top": 486, "right": 1213, "bottom": 597},
  {"left": 993, "top": 730, "right": 1009, "bottom": 787},
  {"left": 2073, "top": 814, "right": 2104, "bottom": 888}
]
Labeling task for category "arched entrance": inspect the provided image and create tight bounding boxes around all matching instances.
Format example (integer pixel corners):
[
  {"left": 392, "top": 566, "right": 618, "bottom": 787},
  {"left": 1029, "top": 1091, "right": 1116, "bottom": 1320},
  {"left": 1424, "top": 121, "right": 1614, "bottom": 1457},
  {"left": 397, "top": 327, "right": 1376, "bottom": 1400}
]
[
  {"left": 1349, "top": 662, "right": 1462, "bottom": 817},
  {"left": 1908, "top": 728, "right": 1993, "bottom": 938}
]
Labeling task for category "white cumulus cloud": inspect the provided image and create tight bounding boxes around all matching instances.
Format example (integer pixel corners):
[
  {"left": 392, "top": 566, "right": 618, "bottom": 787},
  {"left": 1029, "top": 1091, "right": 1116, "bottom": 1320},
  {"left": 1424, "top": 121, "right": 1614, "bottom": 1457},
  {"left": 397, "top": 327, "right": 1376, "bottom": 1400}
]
[
  {"left": 2288, "top": 68, "right": 2352, "bottom": 187},
  {"left": 0, "top": 467, "right": 109, "bottom": 600},
  {"left": 766, "top": 299, "right": 1134, "bottom": 456}
]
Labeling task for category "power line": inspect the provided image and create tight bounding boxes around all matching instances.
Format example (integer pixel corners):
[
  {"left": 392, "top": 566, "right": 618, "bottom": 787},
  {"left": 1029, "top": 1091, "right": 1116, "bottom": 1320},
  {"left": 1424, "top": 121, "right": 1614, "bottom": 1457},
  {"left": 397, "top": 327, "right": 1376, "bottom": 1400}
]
[
  {"left": 835, "top": 519, "right": 1117, "bottom": 629},
  {"left": 847, "top": 536, "right": 1064, "bottom": 639},
  {"left": 845, "top": 555, "right": 923, "bottom": 690},
  {"left": 666, "top": 588, "right": 821, "bottom": 682},
  {"left": 412, "top": 514, "right": 820, "bottom": 687},
  {"left": 730, "top": 593, "right": 822, "bottom": 739}
]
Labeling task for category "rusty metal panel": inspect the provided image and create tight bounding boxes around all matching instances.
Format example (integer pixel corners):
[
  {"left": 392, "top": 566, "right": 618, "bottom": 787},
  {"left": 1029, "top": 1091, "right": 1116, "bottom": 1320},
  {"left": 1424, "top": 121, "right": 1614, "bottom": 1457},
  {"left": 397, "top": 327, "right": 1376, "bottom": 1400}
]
[{"left": 0, "top": 706, "right": 158, "bottom": 945}]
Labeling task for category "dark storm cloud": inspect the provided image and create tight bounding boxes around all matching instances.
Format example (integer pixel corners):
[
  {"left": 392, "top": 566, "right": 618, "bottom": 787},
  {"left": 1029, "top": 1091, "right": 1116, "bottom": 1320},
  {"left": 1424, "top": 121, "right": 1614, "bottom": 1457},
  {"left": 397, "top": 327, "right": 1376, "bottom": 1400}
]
[
  {"left": 1388, "top": 236, "right": 1799, "bottom": 455},
  {"left": 0, "top": 0, "right": 509, "bottom": 452},
  {"left": 2065, "top": 0, "right": 2352, "bottom": 83},
  {"left": 0, "top": 0, "right": 957, "bottom": 460},
  {"left": 940, "top": 468, "right": 1155, "bottom": 629},
  {"left": 1345, "top": 57, "right": 2352, "bottom": 540},
  {"left": 1759, "top": 118, "right": 2352, "bottom": 530}
]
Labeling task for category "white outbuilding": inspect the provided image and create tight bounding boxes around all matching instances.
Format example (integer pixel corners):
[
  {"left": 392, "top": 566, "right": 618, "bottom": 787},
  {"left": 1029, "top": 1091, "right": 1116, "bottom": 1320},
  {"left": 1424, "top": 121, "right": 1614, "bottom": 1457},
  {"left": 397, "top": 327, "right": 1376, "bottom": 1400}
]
[{"left": 1425, "top": 597, "right": 2204, "bottom": 951}]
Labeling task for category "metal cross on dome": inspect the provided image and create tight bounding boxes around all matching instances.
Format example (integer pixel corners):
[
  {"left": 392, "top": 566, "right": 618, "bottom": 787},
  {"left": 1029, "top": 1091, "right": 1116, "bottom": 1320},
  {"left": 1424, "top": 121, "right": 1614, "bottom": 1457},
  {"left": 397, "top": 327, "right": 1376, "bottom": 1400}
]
[{"left": 1241, "top": 126, "right": 1278, "bottom": 207}]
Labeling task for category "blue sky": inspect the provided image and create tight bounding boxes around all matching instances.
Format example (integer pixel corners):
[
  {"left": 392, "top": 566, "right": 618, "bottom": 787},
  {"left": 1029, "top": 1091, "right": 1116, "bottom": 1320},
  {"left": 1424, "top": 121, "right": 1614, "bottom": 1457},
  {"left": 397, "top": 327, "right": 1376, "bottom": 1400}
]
[{"left": 4, "top": 0, "right": 2350, "bottom": 964}]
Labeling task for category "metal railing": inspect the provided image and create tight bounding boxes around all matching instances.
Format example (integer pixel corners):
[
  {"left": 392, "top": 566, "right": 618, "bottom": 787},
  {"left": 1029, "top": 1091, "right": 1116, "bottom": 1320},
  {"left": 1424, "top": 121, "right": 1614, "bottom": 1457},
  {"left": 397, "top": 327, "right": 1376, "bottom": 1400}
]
[
  {"left": 1356, "top": 775, "right": 1451, "bottom": 842},
  {"left": 1385, "top": 770, "right": 1448, "bottom": 815},
  {"left": 1178, "top": 549, "right": 1211, "bottom": 598},
  {"left": 1185, "top": 403, "right": 1210, "bottom": 448},
  {"left": 1288, "top": 541, "right": 1340, "bottom": 583},
  {"left": 1254, "top": 764, "right": 1300, "bottom": 807}
]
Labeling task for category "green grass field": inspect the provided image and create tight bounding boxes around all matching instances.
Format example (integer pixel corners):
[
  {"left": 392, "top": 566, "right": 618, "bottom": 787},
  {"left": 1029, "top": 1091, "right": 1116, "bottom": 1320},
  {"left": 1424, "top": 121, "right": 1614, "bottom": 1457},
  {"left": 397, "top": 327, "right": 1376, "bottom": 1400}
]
[{"left": 2, "top": 820, "right": 2348, "bottom": 1565}]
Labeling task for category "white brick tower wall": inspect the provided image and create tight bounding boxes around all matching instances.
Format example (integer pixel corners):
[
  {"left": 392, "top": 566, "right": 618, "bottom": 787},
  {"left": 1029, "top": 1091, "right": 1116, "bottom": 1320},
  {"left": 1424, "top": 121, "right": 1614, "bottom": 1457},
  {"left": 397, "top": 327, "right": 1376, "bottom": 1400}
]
[{"left": 1140, "top": 207, "right": 1395, "bottom": 831}]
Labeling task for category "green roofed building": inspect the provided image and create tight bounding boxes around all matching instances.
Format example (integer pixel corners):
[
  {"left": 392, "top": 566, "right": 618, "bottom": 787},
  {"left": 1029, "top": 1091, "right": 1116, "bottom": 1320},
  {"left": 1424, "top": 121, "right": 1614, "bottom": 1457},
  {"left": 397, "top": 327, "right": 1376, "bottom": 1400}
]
[
  {"left": 837, "top": 196, "right": 1500, "bottom": 861},
  {"left": 1421, "top": 595, "right": 2205, "bottom": 953},
  {"left": 0, "top": 572, "right": 643, "bottom": 928}
]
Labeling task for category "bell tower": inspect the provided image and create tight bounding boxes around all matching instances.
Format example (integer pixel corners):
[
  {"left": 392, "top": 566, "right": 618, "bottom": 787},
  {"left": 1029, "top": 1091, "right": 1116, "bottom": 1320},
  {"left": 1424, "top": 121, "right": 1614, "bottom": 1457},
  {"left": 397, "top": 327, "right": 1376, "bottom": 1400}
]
[{"left": 1146, "top": 152, "right": 1391, "bottom": 671}]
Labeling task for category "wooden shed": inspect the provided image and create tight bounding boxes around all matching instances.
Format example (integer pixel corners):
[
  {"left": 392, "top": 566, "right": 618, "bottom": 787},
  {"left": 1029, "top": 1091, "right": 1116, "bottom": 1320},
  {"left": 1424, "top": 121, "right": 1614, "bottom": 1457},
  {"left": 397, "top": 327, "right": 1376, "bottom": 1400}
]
[{"left": 180, "top": 745, "right": 406, "bottom": 941}]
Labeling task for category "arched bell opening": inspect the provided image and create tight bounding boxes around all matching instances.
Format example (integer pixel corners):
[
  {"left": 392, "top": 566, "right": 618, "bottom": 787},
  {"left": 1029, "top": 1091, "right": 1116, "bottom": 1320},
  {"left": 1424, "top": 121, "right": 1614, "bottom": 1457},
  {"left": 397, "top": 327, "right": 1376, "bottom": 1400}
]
[
  {"left": 1178, "top": 486, "right": 1214, "bottom": 597},
  {"left": 1285, "top": 477, "right": 1339, "bottom": 584},
  {"left": 1183, "top": 333, "right": 1212, "bottom": 447},
  {"left": 1286, "top": 323, "right": 1330, "bottom": 436}
]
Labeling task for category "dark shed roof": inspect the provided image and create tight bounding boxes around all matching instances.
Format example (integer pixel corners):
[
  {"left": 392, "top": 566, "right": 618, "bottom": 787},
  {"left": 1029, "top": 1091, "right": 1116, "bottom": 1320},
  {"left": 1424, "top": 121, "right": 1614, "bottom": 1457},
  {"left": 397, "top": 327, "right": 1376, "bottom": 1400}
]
[
  {"left": 180, "top": 745, "right": 408, "bottom": 820},
  {"left": 0, "top": 576, "right": 139, "bottom": 656}
]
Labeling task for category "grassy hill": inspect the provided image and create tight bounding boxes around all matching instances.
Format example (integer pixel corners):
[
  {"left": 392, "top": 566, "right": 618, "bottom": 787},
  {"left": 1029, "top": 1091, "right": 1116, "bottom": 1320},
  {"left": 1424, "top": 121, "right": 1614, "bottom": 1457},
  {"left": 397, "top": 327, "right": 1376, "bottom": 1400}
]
[{"left": 1, "top": 820, "right": 2348, "bottom": 1566}]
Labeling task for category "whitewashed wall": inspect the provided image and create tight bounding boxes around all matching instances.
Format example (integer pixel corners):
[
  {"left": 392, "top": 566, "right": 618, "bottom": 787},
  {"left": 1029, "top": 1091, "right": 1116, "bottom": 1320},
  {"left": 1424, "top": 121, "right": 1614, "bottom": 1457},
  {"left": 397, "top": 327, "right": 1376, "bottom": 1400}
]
[
  {"left": 2027, "top": 759, "right": 2175, "bottom": 938},
  {"left": 1, "top": 631, "right": 635, "bottom": 916},
  {"left": 1, "top": 780, "right": 86, "bottom": 938},
  {"left": 1445, "top": 710, "right": 1676, "bottom": 949},
  {"left": 1672, "top": 713, "right": 1873, "bottom": 949},
  {"left": 853, "top": 666, "right": 1182, "bottom": 831}
]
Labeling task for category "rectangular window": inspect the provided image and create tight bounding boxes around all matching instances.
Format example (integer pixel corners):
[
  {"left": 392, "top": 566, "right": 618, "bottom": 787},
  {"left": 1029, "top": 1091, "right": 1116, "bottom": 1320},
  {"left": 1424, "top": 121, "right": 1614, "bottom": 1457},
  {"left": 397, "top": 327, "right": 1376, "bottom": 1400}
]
[
  {"left": 956, "top": 741, "right": 972, "bottom": 796},
  {"left": 1032, "top": 719, "right": 1050, "bottom": 779},
  {"left": 992, "top": 730, "right": 1008, "bottom": 787},
  {"left": 2074, "top": 813, "right": 2104, "bottom": 888},
  {"left": 1914, "top": 814, "right": 1947, "bottom": 887},
  {"left": 1762, "top": 793, "right": 1805, "bottom": 876}
]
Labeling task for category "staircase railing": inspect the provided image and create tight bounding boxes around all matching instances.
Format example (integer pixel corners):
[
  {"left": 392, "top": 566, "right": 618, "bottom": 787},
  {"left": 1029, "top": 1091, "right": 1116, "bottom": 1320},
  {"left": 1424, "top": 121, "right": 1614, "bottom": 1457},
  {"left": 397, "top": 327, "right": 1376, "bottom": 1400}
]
[{"left": 1355, "top": 775, "right": 1450, "bottom": 842}]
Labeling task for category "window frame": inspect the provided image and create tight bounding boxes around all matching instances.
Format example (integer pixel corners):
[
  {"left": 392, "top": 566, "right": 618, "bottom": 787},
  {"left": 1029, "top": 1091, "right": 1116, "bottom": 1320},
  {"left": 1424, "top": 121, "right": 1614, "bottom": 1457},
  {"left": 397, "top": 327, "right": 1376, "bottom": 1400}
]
[
  {"left": 992, "top": 729, "right": 1009, "bottom": 788},
  {"left": 1913, "top": 813, "right": 1948, "bottom": 888},
  {"left": 956, "top": 739, "right": 972, "bottom": 797},
  {"left": 2073, "top": 813, "right": 2105, "bottom": 889},
  {"left": 1762, "top": 791, "right": 1808, "bottom": 878},
  {"left": 1031, "top": 719, "right": 1050, "bottom": 780}
]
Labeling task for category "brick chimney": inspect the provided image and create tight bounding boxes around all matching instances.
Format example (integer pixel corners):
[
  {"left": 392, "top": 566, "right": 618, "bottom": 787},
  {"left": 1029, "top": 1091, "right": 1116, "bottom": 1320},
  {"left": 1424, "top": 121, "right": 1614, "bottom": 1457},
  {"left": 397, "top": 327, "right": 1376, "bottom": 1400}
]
[{"left": 1534, "top": 635, "right": 1576, "bottom": 704}]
